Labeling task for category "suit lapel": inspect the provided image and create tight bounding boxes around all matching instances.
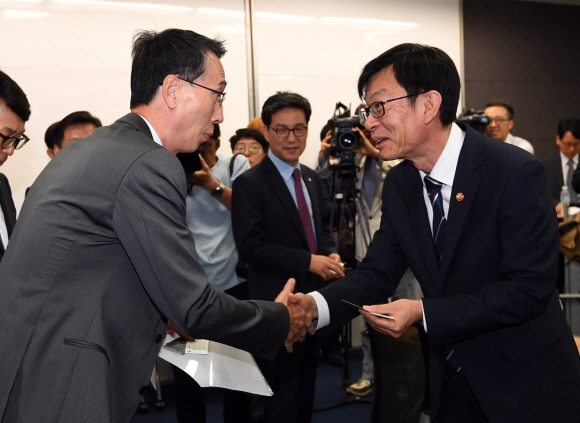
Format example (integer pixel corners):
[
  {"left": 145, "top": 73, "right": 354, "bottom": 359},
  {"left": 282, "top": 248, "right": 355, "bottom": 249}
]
[
  {"left": 303, "top": 168, "right": 322, "bottom": 243},
  {"left": 439, "top": 126, "right": 483, "bottom": 280},
  {"left": 263, "top": 156, "right": 310, "bottom": 248},
  {"left": 400, "top": 163, "right": 441, "bottom": 289}
]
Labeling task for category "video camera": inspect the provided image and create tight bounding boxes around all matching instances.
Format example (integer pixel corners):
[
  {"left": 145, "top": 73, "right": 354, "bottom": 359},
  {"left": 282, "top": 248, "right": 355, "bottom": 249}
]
[
  {"left": 456, "top": 109, "right": 490, "bottom": 134},
  {"left": 329, "top": 102, "right": 361, "bottom": 156},
  {"left": 176, "top": 145, "right": 205, "bottom": 174}
]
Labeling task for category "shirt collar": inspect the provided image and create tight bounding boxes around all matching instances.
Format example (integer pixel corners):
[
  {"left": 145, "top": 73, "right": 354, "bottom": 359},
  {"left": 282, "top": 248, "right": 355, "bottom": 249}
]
[
  {"left": 419, "top": 122, "right": 465, "bottom": 187},
  {"left": 560, "top": 151, "right": 578, "bottom": 166},
  {"left": 268, "top": 150, "right": 301, "bottom": 181},
  {"left": 137, "top": 114, "right": 162, "bottom": 147}
]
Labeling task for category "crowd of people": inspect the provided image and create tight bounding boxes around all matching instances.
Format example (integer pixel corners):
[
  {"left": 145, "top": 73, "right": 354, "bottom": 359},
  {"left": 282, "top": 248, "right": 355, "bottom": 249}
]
[{"left": 1, "top": 28, "right": 580, "bottom": 423}]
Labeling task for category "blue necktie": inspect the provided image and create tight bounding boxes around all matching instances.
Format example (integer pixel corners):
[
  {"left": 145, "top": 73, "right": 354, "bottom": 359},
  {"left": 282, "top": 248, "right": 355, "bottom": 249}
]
[{"left": 424, "top": 175, "right": 446, "bottom": 259}]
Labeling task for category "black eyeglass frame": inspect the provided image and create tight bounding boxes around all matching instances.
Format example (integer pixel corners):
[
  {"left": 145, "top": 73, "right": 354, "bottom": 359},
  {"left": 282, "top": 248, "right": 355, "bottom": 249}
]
[
  {"left": 359, "top": 92, "right": 426, "bottom": 124},
  {"left": 0, "top": 133, "right": 30, "bottom": 150},
  {"left": 175, "top": 76, "right": 226, "bottom": 106},
  {"left": 268, "top": 126, "right": 308, "bottom": 138}
]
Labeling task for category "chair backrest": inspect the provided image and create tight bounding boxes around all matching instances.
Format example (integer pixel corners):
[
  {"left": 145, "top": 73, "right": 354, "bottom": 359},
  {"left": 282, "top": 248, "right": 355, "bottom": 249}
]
[{"left": 368, "top": 324, "right": 426, "bottom": 423}]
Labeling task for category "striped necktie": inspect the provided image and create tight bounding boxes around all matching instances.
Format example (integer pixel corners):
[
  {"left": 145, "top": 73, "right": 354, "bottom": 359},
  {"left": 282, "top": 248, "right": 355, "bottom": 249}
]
[{"left": 424, "top": 175, "right": 446, "bottom": 259}]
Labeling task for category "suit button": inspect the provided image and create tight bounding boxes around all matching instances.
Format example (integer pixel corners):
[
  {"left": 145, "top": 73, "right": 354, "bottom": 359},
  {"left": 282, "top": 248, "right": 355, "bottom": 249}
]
[
  {"left": 155, "top": 334, "right": 162, "bottom": 344},
  {"left": 139, "top": 386, "right": 148, "bottom": 396}
]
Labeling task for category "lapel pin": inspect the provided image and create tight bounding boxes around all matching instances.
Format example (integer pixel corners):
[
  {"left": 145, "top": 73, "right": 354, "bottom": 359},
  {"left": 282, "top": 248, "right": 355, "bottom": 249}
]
[
  {"left": 456, "top": 193, "right": 464, "bottom": 201},
  {"left": 308, "top": 177, "right": 312, "bottom": 181}
]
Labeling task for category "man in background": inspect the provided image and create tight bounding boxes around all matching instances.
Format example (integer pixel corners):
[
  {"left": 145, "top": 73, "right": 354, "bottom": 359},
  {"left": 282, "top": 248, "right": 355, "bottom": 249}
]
[
  {"left": 484, "top": 99, "right": 534, "bottom": 154},
  {"left": 0, "top": 29, "right": 306, "bottom": 423},
  {"left": 0, "top": 70, "right": 31, "bottom": 261},
  {"left": 47, "top": 111, "right": 102, "bottom": 158},
  {"left": 232, "top": 91, "right": 344, "bottom": 423}
]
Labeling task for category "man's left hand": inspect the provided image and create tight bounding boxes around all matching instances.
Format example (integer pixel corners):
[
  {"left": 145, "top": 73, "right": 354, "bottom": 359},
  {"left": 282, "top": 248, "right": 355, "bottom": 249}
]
[
  {"left": 275, "top": 278, "right": 311, "bottom": 352},
  {"left": 360, "top": 299, "right": 423, "bottom": 338}
]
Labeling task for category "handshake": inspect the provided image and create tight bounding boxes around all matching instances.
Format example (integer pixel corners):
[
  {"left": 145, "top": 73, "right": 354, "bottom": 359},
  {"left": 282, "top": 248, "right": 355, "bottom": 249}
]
[{"left": 274, "top": 278, "right": 319, "bottom": 353}]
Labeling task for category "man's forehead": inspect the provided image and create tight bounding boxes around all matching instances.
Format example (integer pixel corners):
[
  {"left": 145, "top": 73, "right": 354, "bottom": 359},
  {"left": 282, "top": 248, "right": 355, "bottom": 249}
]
[
  {"left": 364, "top": 66, "right": 400, "bottom": 103},
  {"left": 485, "top": 106, "right": 510, "bottom": 117},
  {"left": 271, "top": 108, "right": 307, "bottom": 124},
  {"left": 0, "top": 101, "right": 25, "bottom": 134}
]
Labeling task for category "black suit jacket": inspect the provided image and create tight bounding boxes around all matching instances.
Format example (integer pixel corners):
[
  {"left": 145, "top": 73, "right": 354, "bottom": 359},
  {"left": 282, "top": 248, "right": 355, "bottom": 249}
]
[
  {"left": 232, "top": 155, "right": 337, "bottom": 301},
  {"left": 0, "top": 173, "right": 16, "bottom": 260},
  {"left": 319, "top": 123, "right": 580, "bottom": 422},
  {"left": 543, "top": 153, "right": 566, "bottom": 207},
  {"left": 0, "top": 114, "right": 288, "bottom": 423}
]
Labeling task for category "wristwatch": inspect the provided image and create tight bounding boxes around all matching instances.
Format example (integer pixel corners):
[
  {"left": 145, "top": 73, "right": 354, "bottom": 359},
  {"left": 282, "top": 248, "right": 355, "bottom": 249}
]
[{"left": 210, "top": 183, "right": 225, "bottom": 198}]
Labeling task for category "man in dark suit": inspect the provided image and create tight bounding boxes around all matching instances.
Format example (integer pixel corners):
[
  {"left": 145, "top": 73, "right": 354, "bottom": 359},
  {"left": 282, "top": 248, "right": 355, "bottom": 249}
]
[
  {"left": 290, "top": 44, "right": 580, "bottom": 422},
  {"left": 544, "top": 118, "right": 580, "bottom": 215},
  {"left": 232, "top": 92, "right": 344, "bottom": 423},
  {"left": 0, "top": 29, "right": 308, "bottom": 423},
  {"left": 0, "top": 71, "right": 31, "bottom": 261}
]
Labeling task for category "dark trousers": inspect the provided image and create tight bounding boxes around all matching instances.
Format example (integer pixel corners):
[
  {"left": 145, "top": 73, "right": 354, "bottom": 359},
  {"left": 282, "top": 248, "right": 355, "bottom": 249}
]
[
  {"left": 436, "top": 365, "right": 489, "bottom": 423},
  {"left": 173, "top": 282, "right": 253, "bottom": 423},
  {"left": 256, "top": 333, "right": 320, "bottom": 423}
]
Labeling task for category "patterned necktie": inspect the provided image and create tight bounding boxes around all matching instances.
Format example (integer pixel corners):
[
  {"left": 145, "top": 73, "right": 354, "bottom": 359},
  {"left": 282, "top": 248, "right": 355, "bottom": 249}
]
[
  {"left": 424, "top": 175, "right": 446, "bottom": 259},
  {"left": 567, "top": 159, "right": 578, "bottom": 203},
  {"left": 292, "top": 169, "right": 317, "bottom": 254}
]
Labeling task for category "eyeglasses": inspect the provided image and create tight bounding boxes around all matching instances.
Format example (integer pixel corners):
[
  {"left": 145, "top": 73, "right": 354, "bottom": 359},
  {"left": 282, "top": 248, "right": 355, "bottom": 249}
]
[
  {"left": 234, "top": 145, "right": 263, "bottom": 155},
  {"left": 0, "top": 133, "right": 30, "bottom": 150},
  {"left": 489, "top": 117, "right": 510, "bottom": 125},
  {"left": 176, "top": 76, "right": 226, "bottom": 106},
  {"left": 269, "top": 126, "right": 307, "bottom": 138},
  {"left": 358, "top": 92, "right": 425, "bottom": 124}
]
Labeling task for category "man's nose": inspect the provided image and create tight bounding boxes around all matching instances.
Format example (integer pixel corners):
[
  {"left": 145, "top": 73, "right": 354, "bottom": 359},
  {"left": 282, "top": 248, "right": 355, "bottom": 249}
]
[{"left": 212, "top": 105, "right": 224, "bottom": 124}]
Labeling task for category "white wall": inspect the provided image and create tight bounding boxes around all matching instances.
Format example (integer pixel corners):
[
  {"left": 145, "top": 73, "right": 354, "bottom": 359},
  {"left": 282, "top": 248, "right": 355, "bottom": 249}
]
[{"left": 0, "top": 0, "right": 461, "bottom": 213}]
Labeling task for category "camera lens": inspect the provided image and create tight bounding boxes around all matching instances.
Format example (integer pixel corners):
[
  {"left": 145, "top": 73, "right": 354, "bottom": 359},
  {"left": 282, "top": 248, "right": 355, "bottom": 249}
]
[{"left": 339, "top": 132, "right": 357, "bottom": 150}]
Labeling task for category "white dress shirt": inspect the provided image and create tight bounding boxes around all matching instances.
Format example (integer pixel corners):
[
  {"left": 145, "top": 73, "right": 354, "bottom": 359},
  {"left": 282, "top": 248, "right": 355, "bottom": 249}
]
[
  {"left": 310, "top": 123, "right": 466, "bottom": 331},
  {"left": 560, "top": 151, "right": 578, "bottom": 187}
]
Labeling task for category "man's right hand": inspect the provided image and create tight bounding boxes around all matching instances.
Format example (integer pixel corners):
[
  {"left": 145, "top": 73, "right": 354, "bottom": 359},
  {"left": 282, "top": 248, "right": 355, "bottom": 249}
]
[
  {"left": 309, "top": 255, "right": 345, "bottom": 281},
  {"left": 275, "top": 278, "right": 311, "bottom": 352}
]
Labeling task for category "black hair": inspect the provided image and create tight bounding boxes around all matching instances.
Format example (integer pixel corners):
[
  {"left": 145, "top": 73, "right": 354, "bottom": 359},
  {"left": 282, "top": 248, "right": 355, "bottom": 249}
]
[
  {"left": 357, "top": 43, "right": 460, "bottom": 127},
  {"left": 130, "top": 29, "right": 226, "bottom": 109},
  {"left": 557, "top": 118, "right": 580, "bottom": 140},
  {"left": 261, "top": 91, "right": 312, "bottom": 127},
  {"left": 53, "top": 111, "right": 102, "bottom": 148},
  {"left": 44, "top": 122, "right": 59, "bottom": 150},
  {"left": 485, "top": 99, "right": 515, "bottom": 120},
  {"left": 229, "top": 128, "right": 268, "bottom": 152},
  {"left": 211, "top": 123, "right": 220, "bottom": 140},
  {"left": 0, "top": 70, "right": 31, "bottom": 122}
]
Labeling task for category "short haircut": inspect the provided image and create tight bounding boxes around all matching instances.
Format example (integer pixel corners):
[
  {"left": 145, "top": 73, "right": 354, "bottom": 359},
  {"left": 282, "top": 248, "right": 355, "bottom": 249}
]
[
  {"left": 261, "top": 91, "right": 312, "bottom": 127},
  {"left": 557, "top": 118, "right": 580, "bottom": 140},
  {"left": 130, "top": 29, "right": 226, "bottom": 109},
  {"left": 211, "top": 123, "right": 220, "bottom": 140},
  {"left": 357, "top": 43, "right": 460, "bottom": 127},
  {"left": 53, "top": 111, "right": 102, "bottom": 148},
  {"left": 229, "top": 128, "right": 268, "bottom": 152},
  {"left": 0, "top": 70, "right": 31, "bottom": 122},
  {"left": 44, "top": 122, "right": 59, "bottom": 150},
  {"left": 485, "top": 99, "right": 514, "bottom": 120}
]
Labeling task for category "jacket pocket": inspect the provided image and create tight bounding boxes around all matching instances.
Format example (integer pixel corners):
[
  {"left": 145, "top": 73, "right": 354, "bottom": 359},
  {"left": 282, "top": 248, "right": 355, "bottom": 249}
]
[{"left": 64, "top": 338, "right": 110, "bottom": 363}]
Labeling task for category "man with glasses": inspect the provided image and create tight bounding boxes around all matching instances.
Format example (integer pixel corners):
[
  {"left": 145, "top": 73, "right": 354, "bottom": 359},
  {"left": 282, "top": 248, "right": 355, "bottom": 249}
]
[
  {"left": 0, "top": 71, "right": 30, "bottom": 261},
  {"left": 289, "top": 43, "right": 580, "bottom": 422},
  {"left": 232, "top": 91, "right": 344, "bottom": 423},
  {"left": 230, "top": 128, "right": 268, "bottom": 167},
  {"left": 484, "top": 99, "right": 534, "bottom": 154},
  {"left": 0, "top": 30, "right": 308, "bottom": 423}
]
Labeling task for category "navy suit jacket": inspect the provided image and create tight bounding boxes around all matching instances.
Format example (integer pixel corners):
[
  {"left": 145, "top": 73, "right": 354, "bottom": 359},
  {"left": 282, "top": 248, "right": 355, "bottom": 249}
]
[
  {"left": 543, "top": 153, "right": 566, "bottom": 207},
  {"left": 0, "top": 173, "right": 16, "bottom": 260},
  {"left": 232, "top": 155, "right": 337, "bottom": 301},
  {"left": 319, "top": 123, "right": 580, "bottom": 422}
]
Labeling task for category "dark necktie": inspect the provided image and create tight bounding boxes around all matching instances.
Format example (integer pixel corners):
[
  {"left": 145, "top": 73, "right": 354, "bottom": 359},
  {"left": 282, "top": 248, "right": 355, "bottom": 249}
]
[
  {"left": 292, "top": 168, "right": 317, "bottom": 254},
  {"left": 567, "top": 159, "right": 578, "bottom": 203},
  {"left": 424, "top": 175, "right": 446, "bottom": 259}
]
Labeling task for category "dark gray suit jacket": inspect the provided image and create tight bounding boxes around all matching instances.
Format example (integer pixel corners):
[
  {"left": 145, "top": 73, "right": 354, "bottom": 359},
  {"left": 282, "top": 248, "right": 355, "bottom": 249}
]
[
  {"left": 319, "top": 124, "right": 580, "bottom": 422},
  {"left": 0, "top": 113, "right": 288, "bottom": 423},
  {"left": 0, "top": 173, "right": 16, "bottom": 260}
]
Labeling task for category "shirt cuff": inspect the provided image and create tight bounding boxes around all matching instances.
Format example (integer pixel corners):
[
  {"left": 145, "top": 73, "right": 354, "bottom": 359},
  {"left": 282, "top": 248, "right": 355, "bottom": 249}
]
[
  {"left": 421, "top": 298, "right": 427, "bottom": 333},
  {"left": 308, "top": 291, "right": 330, "bottom": 330}
]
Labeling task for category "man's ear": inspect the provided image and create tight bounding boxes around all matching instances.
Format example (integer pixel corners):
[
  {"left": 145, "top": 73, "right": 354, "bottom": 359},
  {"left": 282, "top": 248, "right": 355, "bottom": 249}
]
[
  {"left": 556, "top": 136, "right": 562, "bottom": 147},
  {"left": 422, "top": 91, "right": 443, "bottom": 125},
  {"left": 262, "top": 125, "right": 270, "bottom": 142},
  {"left": 508, "top": 119, "right": 514, "bottom": 132},
  {"left": 216, "top": 138, "right": 221, "bottom": 150},
  {"left": 47, "top": 148, "right": 55, "bottom": 159},
  {"left": 161, "top": 75, "right": 180, "bottom": 110},
  {"left": 52, "top": 145, "right": 61, "bottom": 156}
]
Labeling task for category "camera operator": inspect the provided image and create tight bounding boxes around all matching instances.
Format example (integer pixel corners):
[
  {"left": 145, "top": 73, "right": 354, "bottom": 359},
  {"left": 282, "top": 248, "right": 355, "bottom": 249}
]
[
  {"left": 172, "top": 123, "right": 254, "bottom": 423},
  {"left": 316, "top": 107, "right": 416, "bottom": 396}
]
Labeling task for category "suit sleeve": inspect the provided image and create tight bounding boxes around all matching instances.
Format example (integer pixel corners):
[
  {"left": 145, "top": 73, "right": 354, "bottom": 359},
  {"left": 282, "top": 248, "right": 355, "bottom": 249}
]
[
  {"left": 422, "top": 158, "right": 560, "bottom": 346},
  {"left": 232, "top": 172, "right": 312, "bottom": 278},
  {"left": 112, "top": 149, "right": 288, "bottom": 358},
  {"left": 573, "top": 162, "right": 580, "bottom": 194}
]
